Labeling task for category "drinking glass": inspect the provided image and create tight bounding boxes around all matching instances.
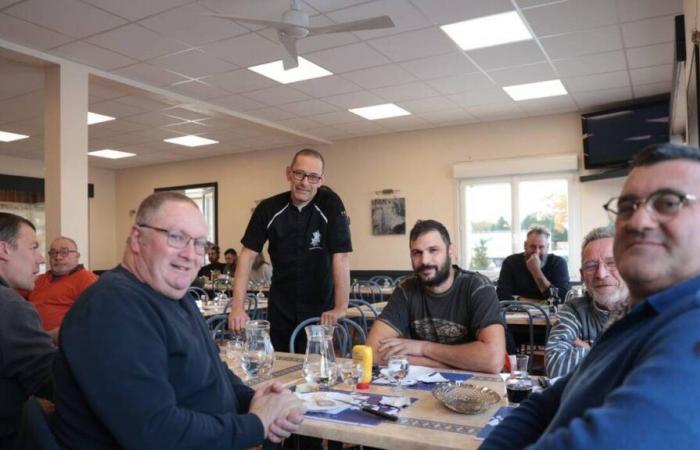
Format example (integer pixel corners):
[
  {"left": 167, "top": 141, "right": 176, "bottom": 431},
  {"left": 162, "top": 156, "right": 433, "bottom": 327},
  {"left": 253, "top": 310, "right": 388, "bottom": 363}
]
[
  {"left": 506, "top": 354, "right": 533, "bottom": 405},
  {"left": 339, "top": 361, "right": 364, "bottom": 394},
  {"left": 387, "top": 355, "right": 409, "bottom": 391}
]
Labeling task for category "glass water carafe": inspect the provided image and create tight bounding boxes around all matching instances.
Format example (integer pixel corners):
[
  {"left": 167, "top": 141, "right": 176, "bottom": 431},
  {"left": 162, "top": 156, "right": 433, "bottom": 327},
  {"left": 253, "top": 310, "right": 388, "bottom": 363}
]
[
  {"left": 302, "top": 325, "right": 337, "bottom": 387},
  {"left": 242, "top": 320, "right": 275, "bottom": 379}
]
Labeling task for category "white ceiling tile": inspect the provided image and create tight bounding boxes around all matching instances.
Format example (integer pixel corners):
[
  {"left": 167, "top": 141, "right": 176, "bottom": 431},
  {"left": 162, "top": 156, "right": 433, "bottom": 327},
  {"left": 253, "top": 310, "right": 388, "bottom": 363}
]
[
  {"left": 564, "top": 70, "right": 630, "bottom": 93},
  {"left": 367, "top": 27, "right": 455, "bottom": 62},
  {"left": 522, "top": 0, "right": 617, "bottom": 36},
  {"left": 162, "top": 121, "right": 212, "bottom": 135},
  {"left": 303, "top": 125, "right": 351, "bottom": 140},
  {"left": 626, "top": 43, "right": 674, "bottom": 69},
  {"left": 0, "top": 91, "right": 43, "bottom": 122},
  {"left": 275, "top": 116, "right": 323, "bottom": 130},
  {"left": 447, "top": 88, "right": 512, "bottom": 107},
  {"left": 197, "top": 0, "right": 317, "bottom": 19},
  {"left": 307, "top": 43, "right": 391, "bottom": 73},
  {"left": 90, "top": 118, "right": 149, "bottom": 134},
  {"left": 278, "top": 99, "right": 338, "bottom": 116},
  {"left": 119, "top": 112, "right": 182, "bottom": 127},
  {"left": 426, "top": 72, "right": 494, "bottom": 95},
  {"left": 616, "top": 0, "right": 683, "bottom": 23},
  {"left": 518, "top": 96, "right": 578, "bottom": 115},
  {"left": 396, "top": 96, "right": 458, "bottom": 113},
  {"left": 399, "top": 52, "right": 477, "bottom": 80},
  {"left": 540, "top": 26, "right": 623, "bottom": 59},
  {"left": 468, "top": 103, "right": 525, "bottom": 121},
  {"left": 161, "top": 107, "right": 210, "bottom": 122},
  {"left": 0, "top": 66, "right": 43, "bottom": 101},
  {"left": 302, "top": 0, "right": 371, "bottom": 13},
  {"left": 114, "top": 94, "right": 172, "bottom": 111},
  {"left": 372, "top": 81, "right": 439, "bottom": 102},
  {"left": 409, "top": 0, "right": 513, "bottom": 26},
  {"left": 89, "top": 99, "right": 146, "bottom": 118},
  {"left": 5, "top": 0, "right": 127, "bottom": 39},
  {"left": 87, "top": 24, "right": 189, "bottom": 61},
  {"left": 167, "top": 79, "right": 232, "bottom": 100},
  {"left": 306, "top": 110, "right": 364, "bottom": 125},
  {"left": 621, "top": 15, "right": 676, "bottom": 48},
  {"left": 139, "top": 3, "right": 250, "bottom": 46},
  {"left": 515, "top": 0, "right": 553, "bottom": 7},
  {"left": 322, "top": 90, "right": 386, "bottom": 109},
  {"left": 242, "top": 86, "right": 312, "bottom": 106},
  {"left": 0, "top": 118, "right": 44, "bottom": 136},
  {"left": 573, "top": 86, "right": 633, "bottom": 111},
  {"left": 468, "top": 41, "right": 546, "bottom": 71},
  {"left": 114, "top": 63, "right": 189, "bottom": 87},
  {"left": 633, "top": 82, "right": 671, "bottom": 98},
  {"left": 291, "top": 76, "right": 363, "bottom": 97},
  {"left": 552, "top": 51, "right": 627, "bottom": 78},
  {"left": 488, "top": 62, "right": 557, "bottom": 86},
  {"left": 0, "top": 13, "right": 73, "bottom": 50},
  {"left": 205, "top": 69, "right": 277, "bottom": 94},
  {"left": 379, "top": 114, "right": 430, "bottom": 131},
  {"left": 81, "top": 0, "right": 191, "bottom": 21},
  {"left": 248, "top": 107, "right": 298, "bottom": 121},
  {"left": 150, "top": 49, "right": 238, "bottom": 78},
  {"left": 336, "top": 120, "right": 388, "bottom": 134},
  {"left": 420, "top": 108, "right": 475, "bottom": 123},
  {"left": 210, "top": 94, "right": 268, "bottom": 111},
  {"left": 52, "top": 41, "right": 137, "bottom": 70},
  {"left": 629, "top": 64, "right": 673, "bottom": 86},
  {"left": 342, "top": 64, "right": 417, "bottom": 89},
  {"left": 256, "top": 14, "right": 360, "bottom": 54},
  {"left": 326, "top": 0, "right": 430, "bottom": 39},
  {"left": 201, "top": 32, "right": 285, "bottom": 67},
  {"left": 89, "top": 83, "right": 127, "bottom": 100}
]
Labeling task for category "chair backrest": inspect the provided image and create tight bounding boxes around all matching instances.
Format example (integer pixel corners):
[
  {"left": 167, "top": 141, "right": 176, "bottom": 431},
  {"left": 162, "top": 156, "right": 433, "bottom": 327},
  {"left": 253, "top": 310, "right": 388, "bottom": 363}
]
[
  {"left": 289, "top": 317, "right": 367, "bottom": 357},
  {"left": 348, "top": 298, "right": 379, "bottom": 335},
  {"left": 350, "top": 280, "right": 383, "bottom": 303},
  {"left": 499, "top": 300, "right": 551, "bottom": 371},
  {"left": 187, "top": 286, "right": 210, "bottom": 302},
  {"left": 206, "top": 314, "right": 229, "bottom": 341},
  {"left": 368, "top": 275, "right": 394, "bottom": 287},
  {"left": 393, "top": 274, "right": 409, "bottom": 286},
  {"left": 245, "top": 293, "right": 259, "bottom": 320},
  {"left": 17, "top": 396, "right": 60, "bottom": 450}
]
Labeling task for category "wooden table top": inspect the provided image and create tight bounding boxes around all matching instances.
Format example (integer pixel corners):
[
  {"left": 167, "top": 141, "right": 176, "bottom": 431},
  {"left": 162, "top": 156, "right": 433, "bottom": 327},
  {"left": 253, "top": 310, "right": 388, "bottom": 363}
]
[
  {"left": 346, "top": 301, "right": 387, "bottom": 319},
  {"left": 231, "top": 352, "right": 507, "bottom": 450}
]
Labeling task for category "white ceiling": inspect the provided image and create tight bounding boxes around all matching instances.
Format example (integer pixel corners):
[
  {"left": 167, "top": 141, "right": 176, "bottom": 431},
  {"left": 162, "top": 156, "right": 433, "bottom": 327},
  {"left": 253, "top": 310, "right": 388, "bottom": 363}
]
[{"left": 0, "top": 0, "right": 683, "bottom": 169}]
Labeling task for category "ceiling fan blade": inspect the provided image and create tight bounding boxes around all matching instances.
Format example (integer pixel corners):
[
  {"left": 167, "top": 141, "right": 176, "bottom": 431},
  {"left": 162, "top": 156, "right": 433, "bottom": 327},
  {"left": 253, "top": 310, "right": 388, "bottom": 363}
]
[
  {"left": 201, "top": 13, "right": 289, "bottom": 30},
  {"left": 308, "top": 15, "right": 394, "bottom": 35},
  {"left": 278, "top": 32, "right": 300, "bottom": 70}
]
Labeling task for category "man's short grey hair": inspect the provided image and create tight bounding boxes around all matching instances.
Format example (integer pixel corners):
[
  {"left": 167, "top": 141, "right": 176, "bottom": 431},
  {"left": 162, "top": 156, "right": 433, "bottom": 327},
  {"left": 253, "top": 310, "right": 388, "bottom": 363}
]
[
  {"left": 135, "top": 191, "right": 198, "bottom": 225},
  {"left": 52, "top": 236, "right": 78, "bottom": 250},
  {"left": 581, "top": 226, "right": 614, "bottom": 256},
  {"left": 526, "top": 226, "right": 550, "bottom": 239}
]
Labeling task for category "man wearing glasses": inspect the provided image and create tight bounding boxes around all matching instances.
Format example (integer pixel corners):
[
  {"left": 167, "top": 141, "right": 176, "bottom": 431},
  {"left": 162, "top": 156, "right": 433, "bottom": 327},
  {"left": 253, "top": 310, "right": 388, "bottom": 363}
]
[
  {"left": 52, "top": 192, "right": 305, "bottom": 449},
  {"left": 482, "top": 143, "right": 700, "bottom": 449},
  {"left": 229, "top": 148, "right": 352, "bottom": 353},
  {"left": 25, "top": 236, "right": 97, "bottom": 342},
  {"left": 544, "top": 226, "right": 628, "bottom": 378}
]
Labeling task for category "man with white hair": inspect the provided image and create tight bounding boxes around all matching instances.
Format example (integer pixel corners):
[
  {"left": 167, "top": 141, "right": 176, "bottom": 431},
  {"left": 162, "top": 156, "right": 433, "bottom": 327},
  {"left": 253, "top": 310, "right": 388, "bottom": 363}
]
[{"left": 545, "top": 226, "right": 628, "bottom": 378}]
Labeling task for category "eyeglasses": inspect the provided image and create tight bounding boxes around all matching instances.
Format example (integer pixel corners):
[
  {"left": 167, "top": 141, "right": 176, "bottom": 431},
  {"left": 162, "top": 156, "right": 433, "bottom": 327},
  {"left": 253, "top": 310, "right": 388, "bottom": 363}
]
[
  {"left": 48, "top": 248, "right": 78, "bottom": 257},
  {"left": 137, "top": 224, "right": 211, "bottom": 256},
  {"left": 581, "top": 258, "right": 617, "bottom": 275},
  {"left": 290, "top": 169, "right": 322, "bottom": 184},
  {"left": 603, "top": 189, "right": 698, "bottom": 222}
]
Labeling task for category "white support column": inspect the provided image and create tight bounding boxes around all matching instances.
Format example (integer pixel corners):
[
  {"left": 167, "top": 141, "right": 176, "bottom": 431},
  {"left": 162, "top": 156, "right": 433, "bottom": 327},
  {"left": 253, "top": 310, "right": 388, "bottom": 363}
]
[{"left": 44, "top": 62, "right": 90, "bottom": 266}]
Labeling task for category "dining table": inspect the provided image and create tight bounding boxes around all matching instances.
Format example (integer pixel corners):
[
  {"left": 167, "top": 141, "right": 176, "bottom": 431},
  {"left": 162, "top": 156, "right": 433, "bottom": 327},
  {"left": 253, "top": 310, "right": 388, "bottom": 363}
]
[{"left": 226, "top": 351, "right": 510, "bottom": 450}]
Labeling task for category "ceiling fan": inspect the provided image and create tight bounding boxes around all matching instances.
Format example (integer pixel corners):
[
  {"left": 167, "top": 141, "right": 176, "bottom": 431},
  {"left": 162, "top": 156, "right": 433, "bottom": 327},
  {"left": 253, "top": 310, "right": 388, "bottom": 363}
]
[{"left": 204, "top": 0, "right": 395, "bottom": 70}]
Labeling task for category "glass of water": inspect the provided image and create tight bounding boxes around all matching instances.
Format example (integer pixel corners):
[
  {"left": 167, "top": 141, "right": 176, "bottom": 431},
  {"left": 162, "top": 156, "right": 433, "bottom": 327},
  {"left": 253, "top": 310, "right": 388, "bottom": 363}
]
[
  {"left": 339, "top": 361, "right": 364, "bottom": 394},
  {"left": 387, "top": 355, "right": 409, "bottom": 391}
]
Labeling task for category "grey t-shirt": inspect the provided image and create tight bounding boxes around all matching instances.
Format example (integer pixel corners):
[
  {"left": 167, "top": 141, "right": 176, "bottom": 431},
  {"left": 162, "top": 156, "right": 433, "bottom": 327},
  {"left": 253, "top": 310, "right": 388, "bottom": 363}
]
[{"left": 379, "top": 267, "right": 503, "bottom": 344}]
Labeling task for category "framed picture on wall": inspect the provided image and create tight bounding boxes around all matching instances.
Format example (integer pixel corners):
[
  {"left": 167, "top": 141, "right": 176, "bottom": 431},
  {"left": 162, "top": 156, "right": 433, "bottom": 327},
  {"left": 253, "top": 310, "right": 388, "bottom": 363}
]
[{"left": 371, "top": 198, "right": 406, "bottom": 235}]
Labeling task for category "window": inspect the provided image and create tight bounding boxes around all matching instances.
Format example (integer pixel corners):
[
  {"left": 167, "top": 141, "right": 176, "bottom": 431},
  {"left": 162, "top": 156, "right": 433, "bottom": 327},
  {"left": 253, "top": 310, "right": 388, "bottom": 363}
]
[
  {"left": 461, "top": 174, "right": 578, "bottom": 280},
  {"left": 155, "top": 183, "right": 217, "bottom": 243}
]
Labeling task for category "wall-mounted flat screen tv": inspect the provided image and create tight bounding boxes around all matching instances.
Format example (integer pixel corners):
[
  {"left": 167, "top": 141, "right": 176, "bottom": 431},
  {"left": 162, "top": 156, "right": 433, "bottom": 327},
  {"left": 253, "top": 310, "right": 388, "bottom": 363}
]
[{"left": 581, "top": 97, "right": 670, "bottom": 169}]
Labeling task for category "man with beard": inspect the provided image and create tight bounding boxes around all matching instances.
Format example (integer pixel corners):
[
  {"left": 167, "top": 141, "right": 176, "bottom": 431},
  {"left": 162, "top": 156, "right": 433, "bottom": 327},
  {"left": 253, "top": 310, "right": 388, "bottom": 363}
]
[
  {"left": 198, "top": 245, "right": 227, "bottom": 278},
  {"left": 545, "top": 226, "right": 629, "bottom": 378},
  {"left": 497, "top": 227, "right": 571, "bottom": 301},
  {"left": 367, "top": 220, "right": 505, "bottom": 373},
  {"left": 481, "top": 143, "right": 700, "bottom": 449}
]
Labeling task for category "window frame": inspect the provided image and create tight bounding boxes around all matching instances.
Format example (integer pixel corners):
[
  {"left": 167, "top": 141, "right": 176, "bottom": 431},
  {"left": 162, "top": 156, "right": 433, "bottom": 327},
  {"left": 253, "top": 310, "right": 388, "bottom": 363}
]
[{"left": 154, "top": 182, "right": 218, "bottom": 244}]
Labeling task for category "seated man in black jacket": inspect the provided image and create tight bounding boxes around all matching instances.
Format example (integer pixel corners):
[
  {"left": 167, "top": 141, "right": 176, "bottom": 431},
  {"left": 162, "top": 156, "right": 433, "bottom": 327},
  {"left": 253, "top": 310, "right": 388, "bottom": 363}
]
[
  {"left": 52, "top": 192, "right": 304, "bottom": 450},
  {"left": 0, "top": 213, "right": 55, "bottom": 449}
]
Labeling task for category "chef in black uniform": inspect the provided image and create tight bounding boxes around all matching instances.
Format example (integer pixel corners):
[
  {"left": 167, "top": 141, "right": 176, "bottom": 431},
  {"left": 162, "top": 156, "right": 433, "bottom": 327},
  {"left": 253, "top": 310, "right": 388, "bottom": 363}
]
[{"left": 229, "top": 148, "right": 352, "bottom": 353}]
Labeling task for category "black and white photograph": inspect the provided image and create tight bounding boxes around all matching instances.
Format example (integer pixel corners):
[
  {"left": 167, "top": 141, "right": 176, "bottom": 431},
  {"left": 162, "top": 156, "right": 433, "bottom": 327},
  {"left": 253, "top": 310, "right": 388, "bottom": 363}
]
[{"left": 371, "top": 198, "right": 406, "bottom": 235}]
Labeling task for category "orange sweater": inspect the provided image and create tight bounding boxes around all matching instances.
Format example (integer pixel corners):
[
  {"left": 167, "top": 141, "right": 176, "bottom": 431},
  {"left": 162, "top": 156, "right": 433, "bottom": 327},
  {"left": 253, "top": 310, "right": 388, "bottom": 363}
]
[{"left": 27, "top": 266, "right": 98, "bottom": 331}]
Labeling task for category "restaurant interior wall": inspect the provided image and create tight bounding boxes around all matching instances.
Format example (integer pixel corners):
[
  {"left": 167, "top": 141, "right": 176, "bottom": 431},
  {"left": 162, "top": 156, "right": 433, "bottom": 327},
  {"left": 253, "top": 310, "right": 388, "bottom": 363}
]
[{"left": 112, "top": 112, "right": 623, "bottom": 272}]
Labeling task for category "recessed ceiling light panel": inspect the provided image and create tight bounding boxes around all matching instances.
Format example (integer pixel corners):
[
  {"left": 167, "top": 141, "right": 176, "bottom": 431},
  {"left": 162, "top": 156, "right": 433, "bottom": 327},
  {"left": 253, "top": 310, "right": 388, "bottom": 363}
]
[
  {"left": 164, "top": 135, "right": 219, "bottom": 147},
  {"left": 348, "top": 103, "right": 411, "bottom": 120},
  {"left": 503, "top": 79, "right": 568, "bottom": 101},
  {"left": 441, "top": 11, "right": 532, "bottom": 51},
  {"left": 87, "top": 112, "right": 116, "bottom": 125},
  {"left": 0, "top": 131, "right": 29, "bottom": 142},
  {"left": 248, "top": 57, "right": 333, "bottom": 84},
  {"left": 88, "top": 149, "right": 135, "bottom": 159}
]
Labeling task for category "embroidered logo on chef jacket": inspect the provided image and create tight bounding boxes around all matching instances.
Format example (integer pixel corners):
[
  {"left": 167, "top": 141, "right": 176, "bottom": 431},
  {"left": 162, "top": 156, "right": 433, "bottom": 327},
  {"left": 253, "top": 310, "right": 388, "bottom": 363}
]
[{"left": 309, "top": 230, "right": 322, "bottom": 250}]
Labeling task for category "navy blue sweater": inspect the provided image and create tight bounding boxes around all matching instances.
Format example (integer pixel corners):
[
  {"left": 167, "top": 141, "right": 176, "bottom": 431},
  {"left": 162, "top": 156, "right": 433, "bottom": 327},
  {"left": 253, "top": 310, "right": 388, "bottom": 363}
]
[
  {"left": 496, "top": 253, "right": 570, "bottom": 300},
  {"left": 52, "top": 266, "right": 264, "bottom": 450}
]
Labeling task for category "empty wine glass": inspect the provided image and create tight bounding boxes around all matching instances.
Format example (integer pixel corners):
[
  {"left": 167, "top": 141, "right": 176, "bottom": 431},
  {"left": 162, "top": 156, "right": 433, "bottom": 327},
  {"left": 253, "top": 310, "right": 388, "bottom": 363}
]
[
  {"left": 387, "top": 355, "right": 409, "bottom": 391},
  {"left": 339, "top": 361, "right": 364, "bottom": 394}
]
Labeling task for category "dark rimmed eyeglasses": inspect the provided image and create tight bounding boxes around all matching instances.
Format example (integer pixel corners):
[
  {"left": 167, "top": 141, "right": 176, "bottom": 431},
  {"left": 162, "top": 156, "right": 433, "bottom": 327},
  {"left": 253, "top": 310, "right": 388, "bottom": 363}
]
[
  {"left": 137, "top": 224, "right": 211, "bottom": 256},
  {"left": 603, "top": 189, "right": 697, "bottom": 222},
  {"left": 581, "top": 258, "right": 617, "bottom": 275},
  {"left": 290, "top": 169, "right": 322, "bottom": 184},
  {"left": 48, "top": 248, "right": 78, "bottom": 257}
]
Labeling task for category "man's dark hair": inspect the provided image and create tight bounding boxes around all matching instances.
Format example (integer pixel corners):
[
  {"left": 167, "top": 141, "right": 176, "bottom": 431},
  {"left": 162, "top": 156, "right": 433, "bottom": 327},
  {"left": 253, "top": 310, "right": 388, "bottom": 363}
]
[
  {"left": 632, "top": 143, "right": 700, "bottom": 167},
  {"left": 224, "top": 248, "right": 237, "bottom": 256},
  {"left": 409, "top": 220, "right": 451, "bottom": 246},
  {"left": 291, "top": 148, "right": 325, "bottom": 171},
  {"left": 0, "top": 212, "right": 36, "bottom": 246},
  {"left": 210, "top": 245, "right": 220, "bottom": 253}
]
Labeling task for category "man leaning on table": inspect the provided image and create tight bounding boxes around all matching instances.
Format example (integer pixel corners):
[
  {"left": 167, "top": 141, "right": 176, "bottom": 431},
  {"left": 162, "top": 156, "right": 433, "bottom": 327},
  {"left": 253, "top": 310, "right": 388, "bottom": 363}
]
[
  {"left": 482, "top": 143, "right": 700, "bottom": 449},
  {"left": 544, "top": 226, "right": 629, "bottom": 378},
  {"left": 367, "top": 219, "right": 506, "bottom": 374},
  {"left": 52, "top": 192, "right": 305, "bottom": 450}
]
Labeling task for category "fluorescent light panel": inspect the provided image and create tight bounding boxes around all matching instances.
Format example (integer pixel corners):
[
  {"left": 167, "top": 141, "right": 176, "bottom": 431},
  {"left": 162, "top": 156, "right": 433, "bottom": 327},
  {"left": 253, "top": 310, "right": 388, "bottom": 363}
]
[
  {"left": 248, "top": 57, "right": 333, "bottom": 84},
  {"left": 503, "top": 79, "right": 568, "bottom": 101},
  {"left": 164, "top": 135, "right": 219, "bottom": 147},
  {"left": 88, "top": 149, "right": 135, "bottom": 159},
  {"left": 0, "top": 130, "right": 29, "bottom": 142},
  {"left": 87, "top": 112, "right": 115, "bottom": 125},
  {"left": 441, "top": 11, "right": 532, "bottom": 51},
  {"left": 349, "top": 103, "right": 411, "bottom": 120}
]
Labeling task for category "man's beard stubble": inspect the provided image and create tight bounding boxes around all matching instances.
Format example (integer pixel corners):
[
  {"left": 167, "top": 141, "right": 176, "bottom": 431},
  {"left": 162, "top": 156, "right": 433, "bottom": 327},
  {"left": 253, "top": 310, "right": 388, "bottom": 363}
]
[{"left": 415, "top": 256, "right": 452, "bottom": 287}]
